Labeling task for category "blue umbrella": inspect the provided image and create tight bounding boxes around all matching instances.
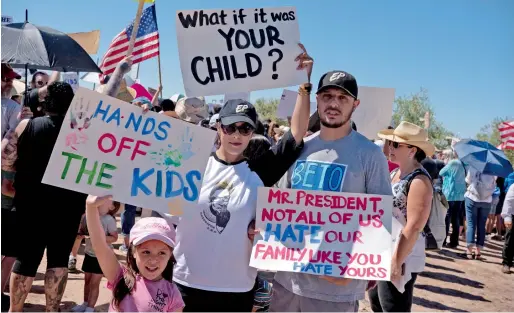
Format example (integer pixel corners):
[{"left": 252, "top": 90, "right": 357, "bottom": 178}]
[{"left": 454, "top": 139, "right": 513, "bottom": 177}]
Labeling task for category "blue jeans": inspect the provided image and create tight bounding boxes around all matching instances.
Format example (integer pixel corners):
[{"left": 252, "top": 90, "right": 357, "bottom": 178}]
[
  {"left": 121, "top": 204, "right": 137, "bottom": 237},
  {"left": 465, "top": 198, "right": 490, "bottom": 249},
  {"left": 445, "top": 201, "right": 464, "bottom": 246}
]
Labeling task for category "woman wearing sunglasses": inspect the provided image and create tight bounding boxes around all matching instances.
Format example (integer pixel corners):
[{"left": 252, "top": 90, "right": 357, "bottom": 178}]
[
  {"left": 369, "top": 121, "right": 435, "bottom": 312},
  {"left": 168, "top": 44, "right": 313, "bottom": 312}
]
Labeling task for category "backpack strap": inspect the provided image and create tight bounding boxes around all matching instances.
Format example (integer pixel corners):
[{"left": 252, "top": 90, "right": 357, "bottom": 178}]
[{"left": 402, "top": 168, "right": 436, "bottom": 236}]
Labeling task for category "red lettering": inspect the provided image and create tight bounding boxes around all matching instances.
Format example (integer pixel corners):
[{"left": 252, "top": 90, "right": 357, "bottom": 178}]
[
  {"left": 261, "top": 208, "right": 273, "bottom": 221},
  {"left": 370, "top": 254, "right": 381, "bottom": 265},
  {"left": 324, "top": 195, "right": 332, "bottom": 208},
  {"left": 116, "top": 137, "right": 134, "bottom": 157},
  {"left": 333, "top": 251, "right": 342, "bottom": 264},
  {"left": 281, "top": 191, "right": 293, "bottom": 204},
  {"left": 315, "top": 195, "right": 323, "bottom": 207},
  {"left": 268, "top": 189, "right": 282, "bottom": 203},
  {"left": 132, "top": 140, "right": 150, "bottom": 160},
  {"left": 329, "top": 212, "right": 341, "bottom": 223},
  {"left": 357, "top": 254, "right": 368, "bottom": 265},
  {"left": 253, "top": 243, "right": 266, "bottom": 259},
  {"left": 274, "top": 246, "right": 287, "bottom": 260},
  {"left": 377, "top": 267, "right": 387, "bottom": 278},
  {"left": 369, "top": 197, "right": 382, "bottom": 213},
  {"left": 366, "top": 267, "right": 377, "bottom": 278},
  {"left": 274, "top": 209, "right": 285, "bottom": 221},
  {"left": 98, "top": 133, "right": 116, "bottom": 153},
  {"left": 359, "top": 214, "right": 372, "bottom": 227},
  {"left": 357, "top": 197, "right": 367, "bottom": 211},
  {"left": 372, "top": 215, "right": 383, "bottom": 228},
  {"left": 285, "top": 209, "right": 296, "bottom": 222},
  {"left": 296, "top": 211, "right": 307, "bottom": 223},
  {"left": 338, "top": 265, "right": 348, "bottom": 275},
  {"left": 343, "top": 213, "right": 353, "bottom": 224},
  {"left": 353, "top": 231, "right": 364, "bottom": 243},
  {"left": 347, "top": 197, "right": 355, "bottom": 209},
  {"left": 296, "top": 190, "right": 306, "bottom": 205},
  {"left": 325, "top": 231, "right": 337, "bottom": 243},
  {"left": 305, "top": 193, "right": 315, "bottom": 206}
]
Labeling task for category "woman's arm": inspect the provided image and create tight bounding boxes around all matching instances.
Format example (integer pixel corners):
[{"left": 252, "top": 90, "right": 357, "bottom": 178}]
[
  {"left": 85, "top": 195, "right": 121, "bottom": 282},
  {"left": 439, "top": 163, "right": 450, "bottom": 177},
  {"left": 151, "top": 85, "right": 162, "bottom": 108},
  {"left": 106, "top": 233, "right": 118, "bottom": 244},
  {"left": 103, "top": 56, "right": 133, "bottom": 97},
  {"left": 392, "top": 175, "right": 433, "bottom": 278},
  {"left": 36, "top": 71, "right": 60, "bottom": 99}
]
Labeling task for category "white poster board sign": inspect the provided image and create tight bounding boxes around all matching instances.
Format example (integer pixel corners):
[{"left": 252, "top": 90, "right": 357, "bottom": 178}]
[
  {"left": 224, "top": 92, "right": 250, "bottom": 103},
  {"left": 250, "top": 187, "right": 393, "bottom": 280},
  {"left": 277, "top": 89, "right": 316, "bottom": 118},
  {"left": 352, "top": 87, "right": 395, "bottom": 139},
  {"left": 62, "top": 72, "right": 79, "bottom": 92},
  {"left": 176, "top": 7, "right": 306, "bottom": 97},
  {"left": 1, "top": 15, "right": 13, "bottom": 25},
  {"left": 42, "top": 88, "right": 216, "bottom": 214}
]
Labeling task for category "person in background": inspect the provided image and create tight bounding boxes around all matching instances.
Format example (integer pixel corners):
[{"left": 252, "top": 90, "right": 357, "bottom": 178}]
[
  {"left": 213, "top": 104, "right": 222, "bottom": 115},
  {"left": 160, "top": 98, "right": 176, "bottom": 115},
  {"left": 10, "top": 95, "right": 21, "bottom": 105},
  {"left": 267, "top": 121, "right": 278, "bottom": 144},
  {"left": 460, "top": 166, "right": 496, "bottom": 260},
  {"left": 209, "top": 113, "right": 219, "bottom": 130},
  {"left": 491, "top": 176, "right": 506, "bottom": 240},
  {"left": 72, "top": 202, "right": 119, "bottom": 313},
  {"left": 439, "top": 150, "right": 467, "bottom": 248},
  {"left": 24, "top": 71, "right": 59, "bottom": 118},
  {"left": 501, "top": 184, "right": 514, "bottom": 274},
  {"left": 6, "top": 82, "right": 88, "bottom": 312},
  {"left": 368, "top": 122, "right": 434, "bottom": 313},
  {"left": 486, "top": 185, "right": 501, "bottom": 237},
  {"left": 1, "top": 64, "right": 22, "bottom": 139},
  {"left": 271, "top": 70, "right": 392, "bottom": 313}
]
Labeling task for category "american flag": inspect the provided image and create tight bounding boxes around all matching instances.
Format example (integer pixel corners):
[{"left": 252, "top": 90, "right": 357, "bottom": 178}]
[
  {"left": 99, "top": 4, "right": 159, "bottom": 76},
  {"left": 498, "top": 120, "right": 514, "bottom": 150}
]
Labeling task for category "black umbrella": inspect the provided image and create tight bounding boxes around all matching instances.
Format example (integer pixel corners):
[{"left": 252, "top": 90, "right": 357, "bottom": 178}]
[{"left": 1, "top": 22, "right": 101, "bottom": 73}]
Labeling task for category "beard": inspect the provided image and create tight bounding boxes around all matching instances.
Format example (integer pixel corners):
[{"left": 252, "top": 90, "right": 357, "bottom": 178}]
[{"left": 319, "top": 108, "right": 354, "bottom": 129}]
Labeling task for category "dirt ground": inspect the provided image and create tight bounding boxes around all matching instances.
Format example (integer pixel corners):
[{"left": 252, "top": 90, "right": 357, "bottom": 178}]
[{"left": 11, "top": 216, "right": 514, "bottom": 312}]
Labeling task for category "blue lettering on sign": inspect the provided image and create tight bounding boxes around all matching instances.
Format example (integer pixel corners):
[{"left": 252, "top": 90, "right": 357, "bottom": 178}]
[{"left": 291, "top": 160, "right": 347, "bottom": 192}]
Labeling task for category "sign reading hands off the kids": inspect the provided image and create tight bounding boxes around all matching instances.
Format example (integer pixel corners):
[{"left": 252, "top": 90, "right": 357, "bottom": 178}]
[
  {"left": 176, "top": 6, "right": 306, "bottom": 97},
  {"left": 250, "top": 187, "right": 393, "bottom": 280},
  {"left": 42, "top": 88, "right": 216, "bottom": 214}
]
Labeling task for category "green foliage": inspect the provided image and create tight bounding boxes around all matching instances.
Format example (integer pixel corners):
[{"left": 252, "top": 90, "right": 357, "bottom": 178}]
[
  {"left": 391, "top": 88, "right": 454, "bottom": 150},
  {"left": 476, "top": 117, "right": 514, "bottom": 164},
  {"left": 254, "top": 97, "right": 287, "bottom": 125}
]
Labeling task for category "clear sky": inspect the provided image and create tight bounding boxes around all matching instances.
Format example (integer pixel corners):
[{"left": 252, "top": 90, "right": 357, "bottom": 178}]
[{"left": 3, "top": 0, "right": 513, "bottom": 137}]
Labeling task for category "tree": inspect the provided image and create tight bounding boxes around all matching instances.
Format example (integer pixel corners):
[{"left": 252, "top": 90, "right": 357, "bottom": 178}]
[
  {"left": 391, "top": 88, "right": 454, "bottom": 150},
  {"left": 476, "top": 117, "right": 514, "bottom": 165},
  {"left": 254, "top": 98, "right": 287, "bottom": 125}
]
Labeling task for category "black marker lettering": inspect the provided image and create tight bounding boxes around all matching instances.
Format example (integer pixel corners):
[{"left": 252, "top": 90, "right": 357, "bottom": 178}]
[
  {"left": 217, "top": 28, "right": 235, "bottom": 52},
  {"left": 178, "top": 11, "right": 199, "bottom": 28},
  {"left": 206, "top": 56, "right": 225, "bottom": 82},
  {"left": 235, "top": 29, "right": 251, "bottom": 50},
  {"left": 245, "top": 53, "right": 262, "bottom": 77},
  {"left": 230, "top": 55, "right": 247, "bottom": 79},
  {"left": 266, "top": 25, "right": 284, "bottom": 46},
  {"left": 249, "top": 29, "right": 266, "bottom": 49},
  {"left": 259, "top": 8, "right": 268, "bottom": 23},
  {"left": 191, "top": 57, "right": 209, "bottom": 85}
]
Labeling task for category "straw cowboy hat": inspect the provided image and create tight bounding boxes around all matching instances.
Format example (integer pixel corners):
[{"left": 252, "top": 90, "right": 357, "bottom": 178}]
[{"left": 377, "top": 121, "right": 436, "bottom": 156}]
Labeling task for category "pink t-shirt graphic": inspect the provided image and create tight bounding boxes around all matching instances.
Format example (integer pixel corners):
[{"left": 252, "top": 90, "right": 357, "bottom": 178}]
[{"left": 107, "top": 268, "right": 184, "bottom": 312}]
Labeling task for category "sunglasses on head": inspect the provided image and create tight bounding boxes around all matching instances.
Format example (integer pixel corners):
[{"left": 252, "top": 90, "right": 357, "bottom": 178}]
[
  {"left": 220, "top": 123, "right": 254, "bottom": 136},
  {"left": 389, "top": 141, "right": 413, "bottom": 149}
]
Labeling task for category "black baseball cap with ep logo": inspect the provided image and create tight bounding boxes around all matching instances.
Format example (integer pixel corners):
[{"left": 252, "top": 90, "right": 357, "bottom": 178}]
[
  {"left": 316, "top": 70, "right": 358, "bottom": 99},
  {"left": 219, "top": 99, "right": 258, "bottom": 128}
]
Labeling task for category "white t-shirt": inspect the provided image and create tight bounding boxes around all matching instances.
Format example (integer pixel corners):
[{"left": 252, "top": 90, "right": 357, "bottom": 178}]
[
  {"left": 172, "top": 131, "right": 303, "bottom": 292},
  {"left": 172, "top": 154, "right": 264, "bottom": 292},
  {"left": 1, "top": 97, "right": 21, "bottom": 139},
  {"left": 465, "top": 167, "right": 495, "bottom": 203}
]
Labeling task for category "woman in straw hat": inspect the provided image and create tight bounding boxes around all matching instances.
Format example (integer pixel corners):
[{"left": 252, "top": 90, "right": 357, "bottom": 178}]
[{"left": 368, "top": 121, "right": 435, "bottom": 312}]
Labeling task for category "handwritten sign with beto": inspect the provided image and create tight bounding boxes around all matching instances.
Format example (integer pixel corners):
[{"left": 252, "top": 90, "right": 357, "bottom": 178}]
[
  {"left": 250, "top": 187, "right": 393, "bottom": 281},
  {"left": 42, "top": 88, "right": 216, "bottom": 213},
  {"left": 176, "top": 7, "right": 306, "bottom": 97}
]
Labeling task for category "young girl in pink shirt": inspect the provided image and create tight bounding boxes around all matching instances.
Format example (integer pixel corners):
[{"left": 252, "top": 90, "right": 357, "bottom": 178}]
[{"left": 86, "top": 195, "right": 184, "bottom": 312}]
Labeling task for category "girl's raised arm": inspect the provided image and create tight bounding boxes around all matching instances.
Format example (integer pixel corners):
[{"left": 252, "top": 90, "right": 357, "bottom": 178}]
[{"left": 85, "top": 195, "right": 121, "bottom": 282}]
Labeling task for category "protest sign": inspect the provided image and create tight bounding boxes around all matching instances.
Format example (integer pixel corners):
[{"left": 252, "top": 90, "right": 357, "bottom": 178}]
[
  {"left": 277, "top": 89, "right": 316, "bottom": 119},
  {"left": 42, "top": 88, "right": 216, "bottom": 214},
  {"left": 176, "top": 7, "right": 306, "bottom": 97},
  {"left": 62, "top": 72, "right": 79, "bottom": 92},
  {"left": 1, "top": 15, "right": 13, "bottom": 25},
  {"left": 352, "top": 87, "right": 395, "bottom": 139},
  {"left": 224, "top": 91, "right": 250, "bottom": 103},
  {"left": 250, "top": 187, "right": 393, "bottom": 280}
]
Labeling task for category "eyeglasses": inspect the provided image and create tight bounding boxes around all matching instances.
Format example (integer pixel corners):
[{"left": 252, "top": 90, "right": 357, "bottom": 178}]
[
  {"left": 36, "top": 80, "right": 47, "bottom": 87},
  {"left": 220, "top": 123, "right": 254, "bottom": 136},
  {"left": 389, "top": 141, "right": 413, "bottom": 149}
]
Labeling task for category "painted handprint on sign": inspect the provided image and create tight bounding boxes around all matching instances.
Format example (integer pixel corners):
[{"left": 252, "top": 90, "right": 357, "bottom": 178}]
[
  {"left": 66, "top": 96, "right": 93, "bottom": 151},
  {"left": 149, "top": 127, "right": 196, "bottom": 168}
]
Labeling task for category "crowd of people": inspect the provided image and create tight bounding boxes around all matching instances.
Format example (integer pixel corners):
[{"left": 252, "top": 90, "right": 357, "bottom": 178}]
[{"left": 2, "top": 41, "right": 514, "bottom": 313}]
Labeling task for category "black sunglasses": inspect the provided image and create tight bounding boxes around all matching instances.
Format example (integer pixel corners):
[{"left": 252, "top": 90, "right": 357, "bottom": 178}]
[
  {"left": 36, "top": 80, "right": 47, "bottom": 87},
  {"left": 389, "top": 141, "right": 413, "bottom": 149},
  {"left": 220, "top": 123, "right": 254, "bottom": 136}
]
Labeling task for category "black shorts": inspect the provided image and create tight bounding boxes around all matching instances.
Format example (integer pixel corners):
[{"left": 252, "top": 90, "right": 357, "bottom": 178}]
[
  {"left": 82, "top": 254, "right": 103, "bottom": 275},
  {"left": 12, "top": 198, "right": 84, "bottom": 278},
  {"left": 1, "top": 208, "right": 17, "bottom": 258},
  {"left": 176, "top": 281, "right": 256, "bottom": 312}
]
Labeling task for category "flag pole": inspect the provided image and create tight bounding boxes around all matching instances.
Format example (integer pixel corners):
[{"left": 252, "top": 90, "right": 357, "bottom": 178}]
[
  {"left": 92, "top": 57, "right": 99, "bottom": 90},
  {"left": 127, "top": 0, "right": 145, "bottom": 57},
  {"left": 154, "top": 1, "right": 163, "bottom": 99}
]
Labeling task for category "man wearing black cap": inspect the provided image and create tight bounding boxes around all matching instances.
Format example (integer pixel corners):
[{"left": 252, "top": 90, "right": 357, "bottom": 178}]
[{"left": 270, "top": 71, "right": 392, "bottom": 312}]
